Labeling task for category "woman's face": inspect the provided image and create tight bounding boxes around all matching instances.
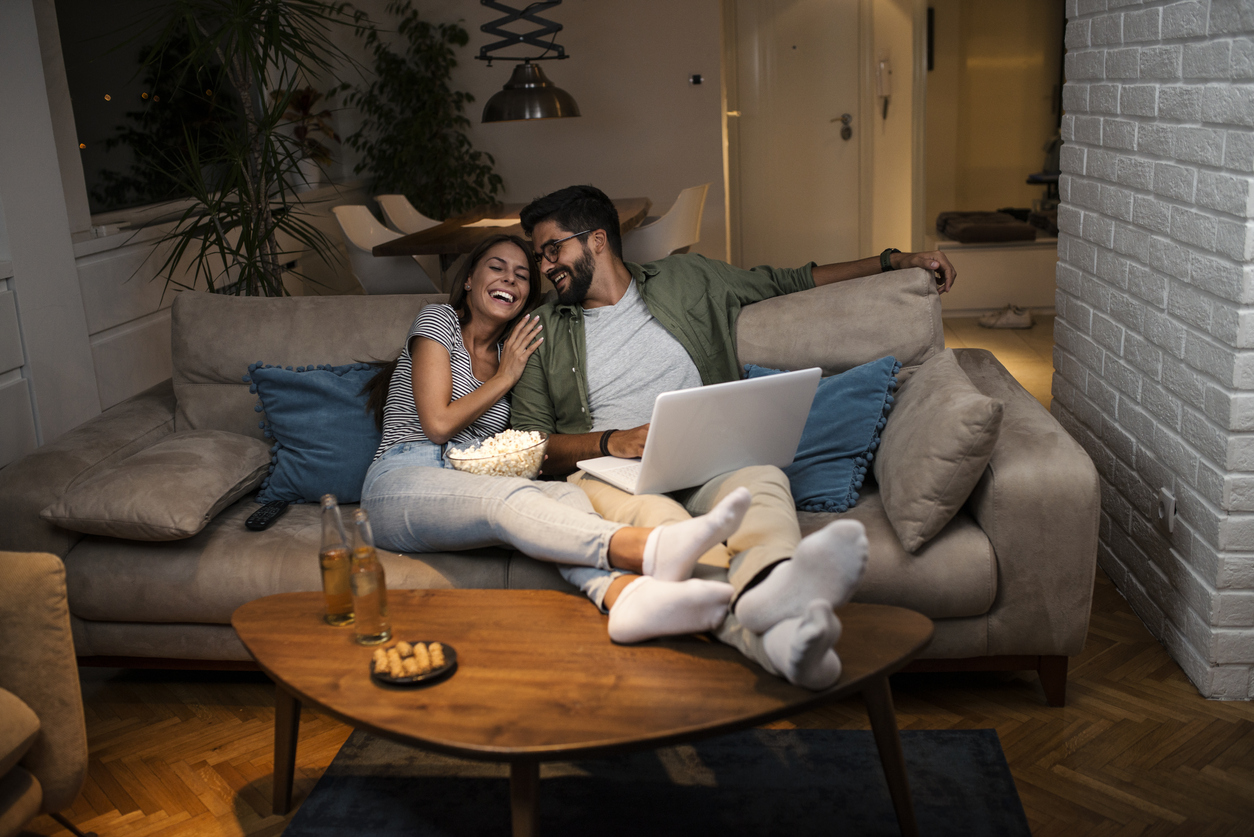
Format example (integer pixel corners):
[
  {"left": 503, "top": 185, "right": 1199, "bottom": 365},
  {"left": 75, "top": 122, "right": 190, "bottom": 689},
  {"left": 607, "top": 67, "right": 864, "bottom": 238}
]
[{"left": 465, "top": 241, "right": 532, "bottom": 326}]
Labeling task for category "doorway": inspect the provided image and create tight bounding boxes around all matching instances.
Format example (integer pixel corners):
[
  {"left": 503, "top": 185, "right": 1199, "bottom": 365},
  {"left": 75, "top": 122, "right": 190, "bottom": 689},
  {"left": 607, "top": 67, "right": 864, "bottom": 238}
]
[{"left": 724, "top": 0, "right": 865, "bottom": 269}]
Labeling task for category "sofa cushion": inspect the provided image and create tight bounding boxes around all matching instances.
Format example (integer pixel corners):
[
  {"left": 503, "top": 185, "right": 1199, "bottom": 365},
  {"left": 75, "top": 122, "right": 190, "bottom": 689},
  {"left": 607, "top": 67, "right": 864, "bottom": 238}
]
[
  {"left": 873, "top": 349, "right": 1004, "bottom": 553},
  {"left": 172, "top": 292, "right": 444, "bottom": 440},
  {"left": 744, "top": 357, "right": 899, "bottom": 512},
  {"left": 62, "top": 496, "right": 568, "bottom": 625},
  {"left": 737, "top": 268, "right": 943, "bottom": 374},
  {"left": 245, "top": 363, "right": 381, "bottom": 504},
  {"left": 0, "top": 689, "right": 38, "bottom": 778},
  {"left": 40, "top": 431, "right": 272, "bottom": 541},
  {"left": 799, "top": 485, "right": 997, "bottom": 619}
]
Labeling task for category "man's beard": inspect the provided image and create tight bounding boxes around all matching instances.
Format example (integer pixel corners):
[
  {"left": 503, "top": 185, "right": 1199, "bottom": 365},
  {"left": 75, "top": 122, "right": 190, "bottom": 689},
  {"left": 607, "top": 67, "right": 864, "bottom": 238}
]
[{"left": 553, "top": 246, "right": 595, "bottom": 305}]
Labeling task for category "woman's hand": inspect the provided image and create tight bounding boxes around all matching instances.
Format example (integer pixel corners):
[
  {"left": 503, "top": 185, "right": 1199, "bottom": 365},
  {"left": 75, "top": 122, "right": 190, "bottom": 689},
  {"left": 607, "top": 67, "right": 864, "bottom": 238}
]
[{"left": 496, "top": 315, "right": 544, "bottom": 386}]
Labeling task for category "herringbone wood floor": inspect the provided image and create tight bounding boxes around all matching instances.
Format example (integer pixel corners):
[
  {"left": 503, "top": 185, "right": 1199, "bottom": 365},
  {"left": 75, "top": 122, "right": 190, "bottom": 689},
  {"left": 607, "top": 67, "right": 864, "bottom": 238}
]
[{"left": 20, "top": 571, "right": 1254, "bottom": 837}]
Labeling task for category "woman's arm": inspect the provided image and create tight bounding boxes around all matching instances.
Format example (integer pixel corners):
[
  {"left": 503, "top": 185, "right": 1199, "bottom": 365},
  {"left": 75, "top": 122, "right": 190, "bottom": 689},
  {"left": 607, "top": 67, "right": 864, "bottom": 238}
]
[{"left": 410, "top": 317, "right": 543, "bottom": 444}]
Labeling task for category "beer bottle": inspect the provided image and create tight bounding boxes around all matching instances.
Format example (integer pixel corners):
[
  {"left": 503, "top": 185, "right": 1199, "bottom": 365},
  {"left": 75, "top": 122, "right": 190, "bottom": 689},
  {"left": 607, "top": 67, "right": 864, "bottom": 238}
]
[
  {"left": 350, "top": 508, "right": 391, "bottom": 645},
  {"left": 318, "top": 495, "right": 354, "bottom": 626}
]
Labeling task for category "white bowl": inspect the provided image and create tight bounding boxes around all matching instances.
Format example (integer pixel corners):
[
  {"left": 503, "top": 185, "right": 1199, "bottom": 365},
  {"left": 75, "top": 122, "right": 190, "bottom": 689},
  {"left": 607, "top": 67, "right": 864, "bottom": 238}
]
[{"left": 445, "top": 432, "right": 549, "bottom": 479}]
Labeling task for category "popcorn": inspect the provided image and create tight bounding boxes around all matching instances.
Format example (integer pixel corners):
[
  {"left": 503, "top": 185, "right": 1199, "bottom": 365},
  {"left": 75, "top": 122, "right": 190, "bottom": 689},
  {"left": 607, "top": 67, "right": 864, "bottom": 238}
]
[{"left": 446, "top": 430, "right": 548, "bottom": 479}]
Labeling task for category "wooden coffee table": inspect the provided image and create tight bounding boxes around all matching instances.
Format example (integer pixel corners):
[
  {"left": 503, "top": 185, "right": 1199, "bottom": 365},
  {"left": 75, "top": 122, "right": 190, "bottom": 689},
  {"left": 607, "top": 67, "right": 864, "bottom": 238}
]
[{"left": 232, "top": 589, "right": 932, "bottom": 836}]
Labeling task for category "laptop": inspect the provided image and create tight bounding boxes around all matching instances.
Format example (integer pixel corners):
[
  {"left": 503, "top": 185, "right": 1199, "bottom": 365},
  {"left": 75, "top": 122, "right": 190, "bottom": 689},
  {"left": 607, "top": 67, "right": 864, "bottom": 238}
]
[{"left": 576, "top": 367, "right": 821, "bottom": 495}]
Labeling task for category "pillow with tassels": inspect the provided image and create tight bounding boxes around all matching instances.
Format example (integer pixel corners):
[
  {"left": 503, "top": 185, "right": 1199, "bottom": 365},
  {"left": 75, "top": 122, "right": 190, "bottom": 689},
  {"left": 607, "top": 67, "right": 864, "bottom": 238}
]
[
  {"left": 744, "top": 356, "right": 899, "bottom": 513},
  {"left": 244, "top": 362, "right": 382, "bottom": 504}
]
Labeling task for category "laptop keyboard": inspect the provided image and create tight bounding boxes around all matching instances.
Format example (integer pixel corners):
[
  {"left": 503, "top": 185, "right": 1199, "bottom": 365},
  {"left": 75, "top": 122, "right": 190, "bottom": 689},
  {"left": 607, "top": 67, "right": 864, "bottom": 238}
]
[{"left": 608, "top": 462, "right": 642, "bottom": 482}]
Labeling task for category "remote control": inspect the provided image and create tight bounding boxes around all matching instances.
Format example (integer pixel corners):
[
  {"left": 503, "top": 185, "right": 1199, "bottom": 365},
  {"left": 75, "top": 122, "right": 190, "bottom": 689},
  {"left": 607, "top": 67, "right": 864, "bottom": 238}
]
[{"left": 245, "top": 500, "right": 289, "bottom": 531}]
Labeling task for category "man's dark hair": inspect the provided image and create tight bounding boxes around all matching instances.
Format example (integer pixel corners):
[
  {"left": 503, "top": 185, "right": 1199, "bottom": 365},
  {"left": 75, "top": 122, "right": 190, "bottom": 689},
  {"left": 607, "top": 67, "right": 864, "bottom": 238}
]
[{"left": 520, "top": 185, "right": 623, "bottom": 260}]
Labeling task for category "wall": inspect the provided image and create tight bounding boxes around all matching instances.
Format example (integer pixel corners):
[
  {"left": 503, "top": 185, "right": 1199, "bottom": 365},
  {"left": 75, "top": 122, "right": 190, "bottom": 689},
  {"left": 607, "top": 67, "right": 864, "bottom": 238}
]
[
  {"left": 1053, "top": 0, "right": 1254, "bottom": 698},
  {"left": 351, "top": 0, "right": 728, "bottom": 261},
  {"left": 0, "top": 0, "right": 101, "bottom": 471},
  {"left": 925, "top": 0, "right": 1065, "bottom": 227}
]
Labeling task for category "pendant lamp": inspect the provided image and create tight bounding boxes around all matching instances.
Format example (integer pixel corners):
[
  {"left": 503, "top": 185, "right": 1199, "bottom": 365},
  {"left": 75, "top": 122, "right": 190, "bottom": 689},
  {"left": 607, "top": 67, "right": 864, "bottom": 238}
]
[{"left": 476, "top": 0, "right": 580, "bottom": 123}]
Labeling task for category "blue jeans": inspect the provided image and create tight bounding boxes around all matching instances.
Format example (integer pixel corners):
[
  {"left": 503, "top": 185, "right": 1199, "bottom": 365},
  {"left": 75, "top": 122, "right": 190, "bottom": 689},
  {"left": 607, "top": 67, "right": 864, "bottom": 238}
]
[{"left": 361, "top": 441, "right": 627, "bottom": 609}]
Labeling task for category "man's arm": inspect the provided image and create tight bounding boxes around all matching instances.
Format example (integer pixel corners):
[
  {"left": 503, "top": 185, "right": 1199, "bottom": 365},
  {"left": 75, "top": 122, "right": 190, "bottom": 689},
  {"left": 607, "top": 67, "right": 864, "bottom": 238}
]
[
  {"left": 542, "top": 425, "right": 649, "bottom": 476},
  {"left": 812, "top": 250, "right": 958, "bottom": 292}
]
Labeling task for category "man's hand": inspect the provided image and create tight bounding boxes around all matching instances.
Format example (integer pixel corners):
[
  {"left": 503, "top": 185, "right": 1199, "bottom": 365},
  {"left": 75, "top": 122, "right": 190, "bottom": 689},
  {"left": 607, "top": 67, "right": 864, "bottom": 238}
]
[
  {"left": 892, "top": 250, "right": 957, "bottom": 293},
  {"left": 539, "top": 424, "right": 651, "bottom": 476},
  {"left": 606, "top": 424, "right": 649, "bottom": 459}
]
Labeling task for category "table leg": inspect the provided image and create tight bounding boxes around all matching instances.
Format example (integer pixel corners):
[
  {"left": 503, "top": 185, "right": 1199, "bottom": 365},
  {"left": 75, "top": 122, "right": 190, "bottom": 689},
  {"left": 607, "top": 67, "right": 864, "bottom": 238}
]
[
  {"left": 510, "top": 761, "right": 539, "bottom": 837},
  {"left": 862, "top": 674, "right": 919, "bottom": 837},
  {"left": 273, "top": 683, "right": 301, "bottom": 816}
]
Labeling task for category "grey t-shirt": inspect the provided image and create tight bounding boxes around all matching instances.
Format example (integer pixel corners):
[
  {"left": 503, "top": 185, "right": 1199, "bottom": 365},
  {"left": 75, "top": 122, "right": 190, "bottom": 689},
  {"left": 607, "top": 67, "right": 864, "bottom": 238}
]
[{"left": 583, "top": 280, "right": 702, "bottom": 431}]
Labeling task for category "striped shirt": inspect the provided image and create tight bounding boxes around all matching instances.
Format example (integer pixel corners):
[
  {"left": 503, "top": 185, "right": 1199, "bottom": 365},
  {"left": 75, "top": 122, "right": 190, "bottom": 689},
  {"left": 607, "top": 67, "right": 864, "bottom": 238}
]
[{"left": 373, "top": 304, "right": 509, "bottom": 461}]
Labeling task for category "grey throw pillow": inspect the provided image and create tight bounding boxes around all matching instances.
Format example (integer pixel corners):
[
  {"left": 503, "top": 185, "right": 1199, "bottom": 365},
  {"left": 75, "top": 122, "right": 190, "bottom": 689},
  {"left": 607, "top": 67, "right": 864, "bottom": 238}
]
[
  {"left": 41, "top": 430, "right": 272, "bottom": 540},
  {"left": 873, "top": 350, "right": 1003, "bottom": 552}
]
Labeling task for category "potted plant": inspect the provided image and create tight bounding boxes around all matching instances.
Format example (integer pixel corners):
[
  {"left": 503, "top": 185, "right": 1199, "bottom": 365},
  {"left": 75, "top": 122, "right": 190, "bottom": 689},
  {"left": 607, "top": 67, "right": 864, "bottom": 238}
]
[
  {"left": 271, "top": 85, "right": 340, "bottom": 192},
  {"left": 118, "top": 0, "right": 364, "bottom": 296},
  {"left": 345, "top": 0, "right": 502, "bottom": 220}
]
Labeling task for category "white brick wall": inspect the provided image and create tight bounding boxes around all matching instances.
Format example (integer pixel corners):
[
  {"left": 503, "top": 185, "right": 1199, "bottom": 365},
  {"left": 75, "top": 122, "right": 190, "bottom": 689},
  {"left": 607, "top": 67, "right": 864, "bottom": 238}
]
[{"left": 1056, "top": 0, "right": 1254, "bottom": 699}]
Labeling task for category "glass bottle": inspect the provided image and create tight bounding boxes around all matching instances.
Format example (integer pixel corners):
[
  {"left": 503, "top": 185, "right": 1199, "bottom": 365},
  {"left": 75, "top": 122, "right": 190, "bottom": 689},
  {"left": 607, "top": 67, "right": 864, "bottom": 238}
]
[
  {"left": 350, "top": 507, "right": 391, "bottom": 645},
  {"left": 318, "top": 495, "right": 354, "bottom": 626}
]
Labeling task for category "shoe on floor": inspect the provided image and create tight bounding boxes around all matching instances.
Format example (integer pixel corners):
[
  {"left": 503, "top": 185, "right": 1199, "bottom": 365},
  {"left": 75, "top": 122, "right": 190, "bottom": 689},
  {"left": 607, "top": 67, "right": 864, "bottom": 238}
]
[{"left": 978, "top": 305, "right": 1034, "bottom": 329}]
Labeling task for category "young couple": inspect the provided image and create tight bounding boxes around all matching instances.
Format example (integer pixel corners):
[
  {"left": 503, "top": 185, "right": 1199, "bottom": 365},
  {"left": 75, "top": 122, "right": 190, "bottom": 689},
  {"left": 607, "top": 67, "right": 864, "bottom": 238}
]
[{"left": 360, "top": 185, "right": 957, "bottom": 690}]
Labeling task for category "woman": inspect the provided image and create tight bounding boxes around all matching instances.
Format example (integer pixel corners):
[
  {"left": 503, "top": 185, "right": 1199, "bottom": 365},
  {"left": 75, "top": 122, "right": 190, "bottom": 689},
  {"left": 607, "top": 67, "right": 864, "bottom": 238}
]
[{"left": 360, "top": 234, "right": 750, "bottom": 643}]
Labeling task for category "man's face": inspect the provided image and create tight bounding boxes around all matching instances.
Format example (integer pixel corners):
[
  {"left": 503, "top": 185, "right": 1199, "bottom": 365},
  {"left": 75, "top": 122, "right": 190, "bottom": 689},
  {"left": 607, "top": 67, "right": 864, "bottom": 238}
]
[{"left": 533, "top": 220, "right": 597, "bottom": 306}]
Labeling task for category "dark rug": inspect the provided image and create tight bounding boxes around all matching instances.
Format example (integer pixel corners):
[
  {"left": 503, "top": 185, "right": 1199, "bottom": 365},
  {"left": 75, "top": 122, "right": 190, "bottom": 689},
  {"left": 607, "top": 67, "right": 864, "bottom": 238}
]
[{"left": 284, "top": 728, "right": 1030, "bottom": 836}]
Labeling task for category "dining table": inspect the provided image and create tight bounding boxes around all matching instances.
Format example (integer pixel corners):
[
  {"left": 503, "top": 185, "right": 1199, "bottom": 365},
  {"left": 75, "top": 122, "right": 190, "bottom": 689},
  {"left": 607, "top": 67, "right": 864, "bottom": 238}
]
[{"left": 371, "top": 197, "right": 652, "bottom": 277}]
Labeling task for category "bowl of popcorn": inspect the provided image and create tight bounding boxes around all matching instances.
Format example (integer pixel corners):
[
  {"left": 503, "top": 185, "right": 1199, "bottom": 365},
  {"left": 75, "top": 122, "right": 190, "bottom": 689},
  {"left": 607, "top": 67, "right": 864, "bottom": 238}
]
[{"left": 444, "top": 430, "right": 548, "bottom": 479}]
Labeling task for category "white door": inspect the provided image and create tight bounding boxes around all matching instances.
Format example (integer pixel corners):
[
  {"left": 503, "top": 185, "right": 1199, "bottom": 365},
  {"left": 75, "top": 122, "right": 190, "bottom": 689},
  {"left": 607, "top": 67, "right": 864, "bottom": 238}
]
[{"left": 727, "top": 0, "right": 863, "bottom": 269}]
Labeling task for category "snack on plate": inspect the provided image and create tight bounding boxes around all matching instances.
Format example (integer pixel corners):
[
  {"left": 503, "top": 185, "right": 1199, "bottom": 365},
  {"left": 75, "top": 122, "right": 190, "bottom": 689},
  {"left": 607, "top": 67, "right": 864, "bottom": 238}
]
[
  {"left": 445, "top": 430, "right": 548, "bottom": 478},
  {"left": 373, "top": 639, "right": 454, "bottom": 682},
  {"left": 387, "top": 648, "right": 404, "bottom": 679}
]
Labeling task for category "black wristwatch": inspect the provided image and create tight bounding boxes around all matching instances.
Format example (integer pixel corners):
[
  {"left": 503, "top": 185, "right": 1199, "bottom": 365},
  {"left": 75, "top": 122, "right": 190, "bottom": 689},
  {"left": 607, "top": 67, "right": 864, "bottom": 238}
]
[{"left": 880, "top": 248, "right": 901, "bottom": 273}]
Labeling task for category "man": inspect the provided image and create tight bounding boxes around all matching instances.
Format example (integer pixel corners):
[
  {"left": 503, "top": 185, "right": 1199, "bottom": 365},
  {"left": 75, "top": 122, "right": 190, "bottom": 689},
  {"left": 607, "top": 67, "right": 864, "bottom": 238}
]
[{"left": 511, "top": 185, "right": 956, "bottom": 688}]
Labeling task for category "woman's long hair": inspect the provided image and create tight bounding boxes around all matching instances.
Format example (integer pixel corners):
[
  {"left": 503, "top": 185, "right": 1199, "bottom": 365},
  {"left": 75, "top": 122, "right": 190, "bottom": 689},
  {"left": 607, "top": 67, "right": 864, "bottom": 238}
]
[{"left": 362, "top": 234, "right": 542, "bottom": 429}]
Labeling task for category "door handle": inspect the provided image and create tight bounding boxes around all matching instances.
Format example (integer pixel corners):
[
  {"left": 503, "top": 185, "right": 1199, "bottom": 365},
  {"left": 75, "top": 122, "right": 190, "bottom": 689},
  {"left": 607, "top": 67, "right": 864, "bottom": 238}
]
[{"left": 831, "top": 113, "right": 853, "bottom": 140}]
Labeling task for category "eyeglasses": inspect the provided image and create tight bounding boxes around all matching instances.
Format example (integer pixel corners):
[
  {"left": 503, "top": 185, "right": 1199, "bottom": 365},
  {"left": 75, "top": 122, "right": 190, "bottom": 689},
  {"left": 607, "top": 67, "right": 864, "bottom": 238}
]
[{"left": 535, "top": 229, "right": 593, "bottom": 264}]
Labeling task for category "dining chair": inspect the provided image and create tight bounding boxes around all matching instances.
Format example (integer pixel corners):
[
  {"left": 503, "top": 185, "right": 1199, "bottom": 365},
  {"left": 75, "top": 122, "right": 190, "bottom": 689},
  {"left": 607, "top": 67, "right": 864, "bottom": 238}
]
[
  {"left": 620, "top": 182, "right": 711, "bottom": 264},
  {"left": 374, "top": 195, "right": 443, "bottom": 292},
  {"left": 331, "top": 205, "right": 440, "bottom": 295}
]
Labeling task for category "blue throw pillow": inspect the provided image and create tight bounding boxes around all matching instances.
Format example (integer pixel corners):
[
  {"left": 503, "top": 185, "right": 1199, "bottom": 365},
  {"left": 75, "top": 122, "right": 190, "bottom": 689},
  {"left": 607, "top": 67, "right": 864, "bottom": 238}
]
[
  {"left": 744, "top": 357, "right": 900, "bottom": 513},
  {"left": 244, "top": 362, "right": 382, "bottom": 504}
]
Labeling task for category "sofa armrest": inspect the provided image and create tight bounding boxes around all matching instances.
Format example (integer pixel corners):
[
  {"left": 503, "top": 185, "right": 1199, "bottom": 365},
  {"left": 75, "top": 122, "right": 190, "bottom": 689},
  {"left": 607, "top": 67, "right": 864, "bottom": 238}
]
[
  {"left": 956, "top": 349, "right": 1100, "bottom": 657},
  {"left": 0, "top": 380, "right": 176, "bottom": 556},
  {"left": 737, "top": 267, "right": 944, "bottom": 374},
  {"left": 0, "top": 552, "right": 87, "bottom": 813}
]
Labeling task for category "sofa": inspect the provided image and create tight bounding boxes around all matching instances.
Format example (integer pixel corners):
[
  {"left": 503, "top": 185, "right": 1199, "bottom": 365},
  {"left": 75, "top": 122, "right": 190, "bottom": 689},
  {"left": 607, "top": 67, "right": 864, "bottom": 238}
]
[{"left": 0, "top": 268, "right": 1099, "bottom": 704}]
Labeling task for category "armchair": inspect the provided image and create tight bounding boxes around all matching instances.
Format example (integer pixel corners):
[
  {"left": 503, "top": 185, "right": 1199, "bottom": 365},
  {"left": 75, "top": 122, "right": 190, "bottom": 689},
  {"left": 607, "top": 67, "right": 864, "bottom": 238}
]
[{"left": 0, "top": 551, "right": 91, "bottom": 837}]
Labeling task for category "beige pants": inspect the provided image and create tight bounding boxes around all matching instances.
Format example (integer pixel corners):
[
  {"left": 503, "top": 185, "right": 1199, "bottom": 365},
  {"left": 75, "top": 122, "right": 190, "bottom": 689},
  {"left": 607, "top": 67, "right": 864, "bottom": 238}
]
[
  {"left": 570, "top": 464, "right": 800, "bottom": 594},
  {"left": 569, "top": 464, "right": 802, "bottom": 676}
]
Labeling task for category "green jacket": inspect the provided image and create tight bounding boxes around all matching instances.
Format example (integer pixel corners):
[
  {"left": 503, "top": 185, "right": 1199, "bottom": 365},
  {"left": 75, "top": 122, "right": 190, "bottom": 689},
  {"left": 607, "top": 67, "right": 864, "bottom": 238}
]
[{"left": 510, "top": 254, "right": 815, "bottom": 435}]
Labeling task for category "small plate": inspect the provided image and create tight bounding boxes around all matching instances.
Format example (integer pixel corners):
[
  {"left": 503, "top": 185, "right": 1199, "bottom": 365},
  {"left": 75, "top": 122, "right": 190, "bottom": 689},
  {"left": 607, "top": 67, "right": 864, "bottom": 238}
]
[{"left": 369, "top": 641, "right": 457, "bottom": 687}]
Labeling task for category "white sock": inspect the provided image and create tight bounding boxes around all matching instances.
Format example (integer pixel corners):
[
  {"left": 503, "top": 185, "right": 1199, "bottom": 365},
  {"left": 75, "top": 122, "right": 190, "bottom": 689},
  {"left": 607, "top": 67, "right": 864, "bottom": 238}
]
[
  {"left": 734, "top": 519, "right": 868, "bottom": 634},
  {"left": 763, "top": 600, "right": 843, "bottom": 690},
  {"left": 607, "top": 576, "right": 734, "bottom": 644},
  {"left": 642, "top": 487, "right": 752, "bottom": 582}
]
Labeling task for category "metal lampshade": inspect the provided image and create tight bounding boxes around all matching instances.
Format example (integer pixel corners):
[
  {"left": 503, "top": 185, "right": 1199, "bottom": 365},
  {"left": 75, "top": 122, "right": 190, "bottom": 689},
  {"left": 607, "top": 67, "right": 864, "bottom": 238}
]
[{"left": 482, "top": 62, "right": 580, "bottom": 123}]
